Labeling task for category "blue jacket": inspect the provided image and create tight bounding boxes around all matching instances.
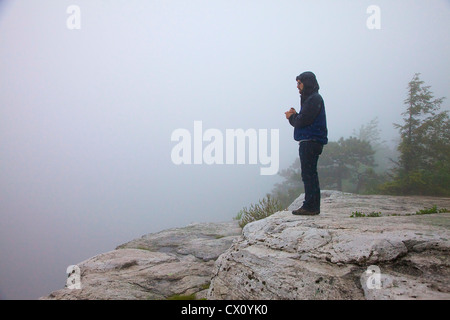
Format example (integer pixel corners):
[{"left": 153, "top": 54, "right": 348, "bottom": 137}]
[{"left": 289, "top": 92, "right": 328, "bottom": 145}]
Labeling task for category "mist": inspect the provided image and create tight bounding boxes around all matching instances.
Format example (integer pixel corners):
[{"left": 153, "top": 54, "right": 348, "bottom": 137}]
[{"left": 0, "top": 0, "right": 449, "bottom": 299}]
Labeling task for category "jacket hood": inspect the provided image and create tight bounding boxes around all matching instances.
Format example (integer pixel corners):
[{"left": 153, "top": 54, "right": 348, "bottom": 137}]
[{"left": 296, "top": 71, "right": 320, "bottom": 96}]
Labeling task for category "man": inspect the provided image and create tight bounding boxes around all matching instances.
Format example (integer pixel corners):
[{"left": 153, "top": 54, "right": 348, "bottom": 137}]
[{"left": 285, "top": 71, "right": 328, "bottom": 215}]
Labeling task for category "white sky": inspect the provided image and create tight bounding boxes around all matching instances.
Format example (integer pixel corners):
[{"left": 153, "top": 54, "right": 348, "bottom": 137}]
[{"left": 0, "top": 0, "right": 449, "bottom": 299}]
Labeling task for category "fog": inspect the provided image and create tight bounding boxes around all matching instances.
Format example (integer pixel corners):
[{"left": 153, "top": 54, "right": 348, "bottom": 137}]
[{"left": 0, "top": 0, "right": 449, "bottom": 299}]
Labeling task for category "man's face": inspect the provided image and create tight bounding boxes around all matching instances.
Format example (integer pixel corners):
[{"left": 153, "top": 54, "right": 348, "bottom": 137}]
[{"left": 297, "top": 80, "right": 304, "bottom": 94}]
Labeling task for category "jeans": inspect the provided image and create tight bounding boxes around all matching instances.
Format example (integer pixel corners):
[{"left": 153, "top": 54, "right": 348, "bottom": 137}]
[{"left": 299, "top": 141, "right": 323, "bottom": 211}]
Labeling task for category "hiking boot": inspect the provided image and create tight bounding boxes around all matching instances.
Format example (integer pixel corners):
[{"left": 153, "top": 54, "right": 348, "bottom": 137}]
[{"left": 292, "top": 207, "right": 320, "bottom": 216}]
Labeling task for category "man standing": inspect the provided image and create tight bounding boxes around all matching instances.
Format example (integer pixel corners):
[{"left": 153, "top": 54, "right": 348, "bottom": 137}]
[{"left": 285, "top": 71, "right": 328, "bottom": 215}]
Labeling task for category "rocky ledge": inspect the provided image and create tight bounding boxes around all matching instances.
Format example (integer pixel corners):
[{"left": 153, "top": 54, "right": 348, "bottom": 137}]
[
  {"left": 208, "top": 191, "right": 450, "bottom": 300},
  {"left": 42, "top": 191, "right": 450, "bottom": 300},
  {"left": 42, "top": 221, "right": 241, "bottom": 300}
]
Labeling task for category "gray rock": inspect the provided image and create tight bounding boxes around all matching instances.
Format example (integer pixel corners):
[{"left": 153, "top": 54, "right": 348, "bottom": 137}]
[
  {"left": 41, "top": 191, "right": 450, "bottom": 300},
  {"left": 208, "top": 191, "right": 450, "bottom": 300},
  {"left": 41, "top": 221, "right": 241, "bottom": 300}
]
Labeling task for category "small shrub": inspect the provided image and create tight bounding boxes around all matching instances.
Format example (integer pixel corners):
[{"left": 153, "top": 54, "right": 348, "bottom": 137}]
[
  {"left": 350, "top": 205, "right": 449, "bottom": 218},
  {"left": 235, "top": 194, "right": 283, "bottom": 228},
  {"left": 415, "top": 205, "right": 449, "bottom": 215},
  {"left": 350, "top": 211, "right": 365, "bottom": 218},
  {"left": 350, "top": 211, "right": 382, "bottom": 218}
]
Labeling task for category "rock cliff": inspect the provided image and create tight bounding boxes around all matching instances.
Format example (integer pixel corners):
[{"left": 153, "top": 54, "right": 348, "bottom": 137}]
[
  {"left": 208, "top": 191, "right": 450, "bottom": 300},
  {"left": 42, "top": 221, "right": 241, "bottom": 300},
  {"left": 42, "top": 191, "right": 450, "bottom": 300}
]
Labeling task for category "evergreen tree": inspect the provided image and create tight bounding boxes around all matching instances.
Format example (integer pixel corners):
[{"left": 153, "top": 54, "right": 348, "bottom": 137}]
[
  {"left": 380, "top": 73, "right": 449, "bottom": 195},
  {"left": 353, "top": 117, "right": 397, "bottom": 190},
  {"left": 272, "top": 136, "right": 376, "bottom": 201},
  {"left": 395, "top": 73, "right": 445, "bottom": 173},
  {"left": 319, "top": 137, "right": 375, "bottom": 192}
]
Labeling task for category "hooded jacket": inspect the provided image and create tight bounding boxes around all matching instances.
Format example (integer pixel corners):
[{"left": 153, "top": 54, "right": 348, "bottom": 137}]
[{"left": 289, "top": 72, "right": 328, "bottom": 145}]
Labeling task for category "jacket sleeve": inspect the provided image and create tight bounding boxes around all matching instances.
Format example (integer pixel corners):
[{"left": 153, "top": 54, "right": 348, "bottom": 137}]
[{"left": 288, "top": 96, "right": 322, "bottom": 128}]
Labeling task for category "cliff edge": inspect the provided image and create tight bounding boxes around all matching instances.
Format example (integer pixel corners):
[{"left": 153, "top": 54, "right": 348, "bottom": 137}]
[
  {"left": 208, "top": 191, "right": 450, "bottom": 300},
  {"left": 42, "top": 221, "right": 241, "bottom": 300},
  {"left": 42, "top": 191, "right": 450, "bottom": 300}
]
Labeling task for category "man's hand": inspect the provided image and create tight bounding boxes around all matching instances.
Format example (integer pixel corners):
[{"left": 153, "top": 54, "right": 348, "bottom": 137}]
[{"left": 285, "top": 108, "right": 297, "bottom": 119}]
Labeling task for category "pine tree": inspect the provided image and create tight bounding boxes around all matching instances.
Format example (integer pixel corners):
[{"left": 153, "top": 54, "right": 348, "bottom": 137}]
[
  {"left": 319, "top": 137, "right": 375, "bottom": 192},
  {"left": 382, "top": 73, "right": 449, "bottom": 195},
  {"left": 395, "top": 73, "right": 445, "bottom": 174}
]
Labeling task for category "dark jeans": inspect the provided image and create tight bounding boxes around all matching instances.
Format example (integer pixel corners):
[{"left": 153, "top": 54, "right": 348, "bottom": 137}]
[{"left": 299, "top": 141, "right": 323, "bottom": 211}]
